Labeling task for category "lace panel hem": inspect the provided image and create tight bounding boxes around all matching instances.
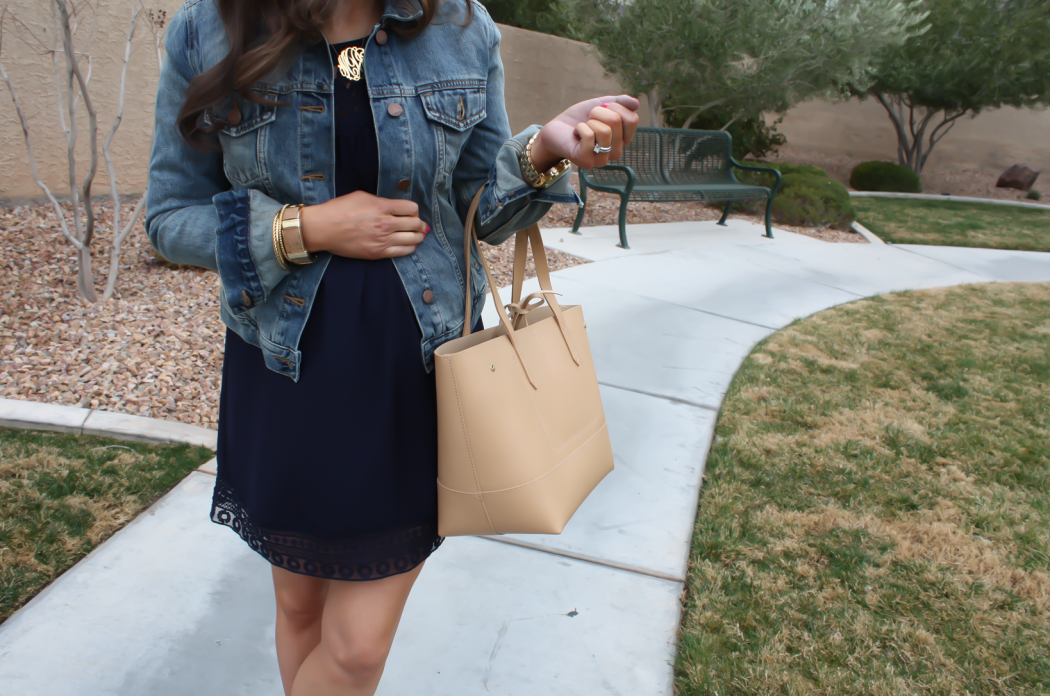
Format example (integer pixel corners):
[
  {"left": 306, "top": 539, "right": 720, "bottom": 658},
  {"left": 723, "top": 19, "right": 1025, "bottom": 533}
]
[{"left": 210, "top": 476, "right": 444, "bottom": 581}]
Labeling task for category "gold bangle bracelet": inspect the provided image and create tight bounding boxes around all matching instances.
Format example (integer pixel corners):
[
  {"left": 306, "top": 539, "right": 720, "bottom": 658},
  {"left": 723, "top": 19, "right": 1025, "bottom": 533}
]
[
  {"left": 277, "top": 205, "right": 292, "bottom": 268},
  {"left": 273, "top": 204, "right": 290, "bottom": 270}
]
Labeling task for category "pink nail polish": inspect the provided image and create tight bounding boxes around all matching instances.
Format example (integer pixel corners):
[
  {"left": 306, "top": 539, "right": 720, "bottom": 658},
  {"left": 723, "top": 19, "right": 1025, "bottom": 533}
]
[
  {"left": 601, "top": 103, "right": 609, "bottom": 108},
  {"left": 426, "top": 224, "right": 430, "bottom": 233}
]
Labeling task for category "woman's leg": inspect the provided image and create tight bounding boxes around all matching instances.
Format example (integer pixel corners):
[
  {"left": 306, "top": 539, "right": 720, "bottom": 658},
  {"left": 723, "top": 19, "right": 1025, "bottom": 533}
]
[
  {"left": 290, "top": 562, "right": 425, "bottom": 696},
  {"left": 272, "top": 566, "right": 329, "bottom": 695}
]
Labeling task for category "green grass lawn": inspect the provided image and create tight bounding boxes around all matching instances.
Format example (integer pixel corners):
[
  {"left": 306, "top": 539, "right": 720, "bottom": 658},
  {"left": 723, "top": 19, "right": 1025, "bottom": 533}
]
[
  {"left": 853, "top": 197, "right": 1050, "bottom": 251},
  {"left": 0, "top": 427, "right": 214, "bottom": 623},
  {"left": 676, "top": 282, "right": 1050, "bottom": 695}
]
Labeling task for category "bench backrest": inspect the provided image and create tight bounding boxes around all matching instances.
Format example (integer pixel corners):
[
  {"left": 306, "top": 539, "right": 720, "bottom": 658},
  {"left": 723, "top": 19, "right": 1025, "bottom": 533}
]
[{"left": 586, "top": 127, "right": 737, "bottom": 187}]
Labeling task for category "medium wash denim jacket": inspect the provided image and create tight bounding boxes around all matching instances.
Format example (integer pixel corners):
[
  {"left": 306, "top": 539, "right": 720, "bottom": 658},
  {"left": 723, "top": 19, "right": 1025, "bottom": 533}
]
[{"left": 145, "top": 0, "right": 580, "bottom": 380}]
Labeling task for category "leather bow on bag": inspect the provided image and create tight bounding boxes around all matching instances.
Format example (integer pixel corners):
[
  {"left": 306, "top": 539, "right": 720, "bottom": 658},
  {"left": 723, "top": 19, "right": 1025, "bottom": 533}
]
[{"left": 433, "top": 185, "right": 615, "bottom": 537}]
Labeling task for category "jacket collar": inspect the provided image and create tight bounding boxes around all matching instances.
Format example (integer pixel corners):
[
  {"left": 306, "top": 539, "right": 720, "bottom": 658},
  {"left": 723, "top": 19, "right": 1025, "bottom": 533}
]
[{"left": 381, "top": 0, "right": 424, "bottom": 23}]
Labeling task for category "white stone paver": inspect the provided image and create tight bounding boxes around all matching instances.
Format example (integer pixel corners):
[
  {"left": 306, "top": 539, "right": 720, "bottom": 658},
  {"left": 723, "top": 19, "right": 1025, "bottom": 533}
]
[
  {"left": 2, "top": 220, "right": 1047, "bottom": 695},
  {"left": 198, "top": 456, "right": 218, "bottom": 474},
  {"left": 0, "top": 399, "right": 90, "bottom": 434},
  {"left": 898, "top": 245, "right": 1050, "bottom": 283},
  {"left": 0, "top": 399, "right": 217, "bottom": 450},
  {"left": 82, "top": 410, "right": 218, "bottom": 449}
]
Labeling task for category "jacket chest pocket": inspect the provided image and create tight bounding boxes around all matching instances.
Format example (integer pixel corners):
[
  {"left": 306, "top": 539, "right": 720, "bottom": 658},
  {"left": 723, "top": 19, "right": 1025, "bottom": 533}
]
[
  {"left": 419, "top": 87, "right": 486, "bottom": 177},
  {"left": 213, "top": 98, "right": 277, "bottom": 186}
]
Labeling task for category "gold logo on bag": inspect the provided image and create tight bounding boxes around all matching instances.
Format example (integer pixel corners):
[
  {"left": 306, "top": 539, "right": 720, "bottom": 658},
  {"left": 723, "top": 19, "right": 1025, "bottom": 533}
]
[{"left": 337, "top": 46, "right": 365, "bottom": 81}]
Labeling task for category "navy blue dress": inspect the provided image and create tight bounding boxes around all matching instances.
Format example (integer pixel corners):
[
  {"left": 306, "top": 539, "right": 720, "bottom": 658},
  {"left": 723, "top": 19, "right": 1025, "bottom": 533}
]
[{"left": 211, "top": 36, "right": 482, "bottom": 581}]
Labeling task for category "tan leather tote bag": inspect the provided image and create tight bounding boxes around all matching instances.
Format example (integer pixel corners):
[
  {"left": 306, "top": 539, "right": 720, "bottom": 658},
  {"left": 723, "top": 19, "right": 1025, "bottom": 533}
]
[{"left": 434, "top": 185, "right": 614, "bottom": 536}]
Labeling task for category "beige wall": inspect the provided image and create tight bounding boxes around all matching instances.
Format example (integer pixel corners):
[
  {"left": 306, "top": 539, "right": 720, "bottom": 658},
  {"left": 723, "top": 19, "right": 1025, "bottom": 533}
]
[
  {"left": 774, "top": 98, "right": 1050, "bottom": 173},
  {"left": 0, "top": 7, "right": 647, "bottom": 204},
  {"left": 0, "top": 0, "right": 178, "bottom": 205},
  {"left": 496, "top": 23, "right": 653, "bottom": 135}
]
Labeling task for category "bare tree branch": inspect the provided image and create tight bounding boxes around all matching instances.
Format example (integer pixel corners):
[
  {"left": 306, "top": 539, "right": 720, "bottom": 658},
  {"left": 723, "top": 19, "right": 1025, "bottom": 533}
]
[
  {"left": 0, "top": 7, "right": 81, "bottom": 250},
  {"left": 102, "top": 0, "right": 145, "bottom": 300}
]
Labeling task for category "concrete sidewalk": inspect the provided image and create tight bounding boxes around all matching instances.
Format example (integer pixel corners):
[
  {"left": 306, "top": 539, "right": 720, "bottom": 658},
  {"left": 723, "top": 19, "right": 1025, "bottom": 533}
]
[{"left": 2, "top": 221, "right": 1048, "bottom": 696}]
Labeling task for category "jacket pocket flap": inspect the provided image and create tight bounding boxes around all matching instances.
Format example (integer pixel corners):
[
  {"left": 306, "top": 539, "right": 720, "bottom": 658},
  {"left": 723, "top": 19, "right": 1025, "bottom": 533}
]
[
  {"left": 204, "top": 97, "right": 278, "bottom": 137},
  {"left": 420, "top": 88, "right": 486, "bottom": 132}
]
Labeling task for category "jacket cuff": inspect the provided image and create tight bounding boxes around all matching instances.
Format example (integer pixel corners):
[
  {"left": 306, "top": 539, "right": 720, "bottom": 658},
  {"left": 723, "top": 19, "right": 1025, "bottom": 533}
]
[
  {"left": 213, "top": 188, "right": 287, "bottom": 314},
  {"left": 478, "top": 123, "right": 582, "bottom": 227}
]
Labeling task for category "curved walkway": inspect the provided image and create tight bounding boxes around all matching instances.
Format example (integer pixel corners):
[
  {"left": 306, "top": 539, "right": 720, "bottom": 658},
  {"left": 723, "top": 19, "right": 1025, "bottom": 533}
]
[{"left": 1, "top": 221, "right": 1049, "bottom": 695}]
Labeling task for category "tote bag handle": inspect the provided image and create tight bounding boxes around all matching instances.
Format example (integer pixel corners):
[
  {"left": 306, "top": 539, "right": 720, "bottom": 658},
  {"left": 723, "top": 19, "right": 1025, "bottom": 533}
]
[{"left": 460, "top": 186, "right": 581, "bottom": 388}]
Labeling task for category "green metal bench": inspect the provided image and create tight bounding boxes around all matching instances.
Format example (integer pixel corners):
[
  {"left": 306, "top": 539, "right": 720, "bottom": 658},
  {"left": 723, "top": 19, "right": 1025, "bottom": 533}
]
[{"left": 571, "top": 127, "right": 782, "bottom": 249}]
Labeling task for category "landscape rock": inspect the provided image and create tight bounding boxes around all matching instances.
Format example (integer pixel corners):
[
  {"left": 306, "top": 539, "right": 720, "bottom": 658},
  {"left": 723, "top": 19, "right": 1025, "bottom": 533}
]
[{"left": 996, "top": 164, "right": 1040, "bottom": 191}]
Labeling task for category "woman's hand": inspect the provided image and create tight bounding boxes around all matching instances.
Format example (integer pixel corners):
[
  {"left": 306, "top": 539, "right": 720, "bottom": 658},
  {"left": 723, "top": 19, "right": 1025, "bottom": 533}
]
[
  {"left": 299, "top": 191, "right": 428, "bottom": 260},
  {"left": 530, "top": 94, "right": 642, "bottom": 173}
]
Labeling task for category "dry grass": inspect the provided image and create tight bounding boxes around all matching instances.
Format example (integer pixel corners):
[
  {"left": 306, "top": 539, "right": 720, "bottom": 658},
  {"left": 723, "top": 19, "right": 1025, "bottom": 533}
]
[
  {"left": 677, "top": 282, "right": 1050, "bottom": 695},
  {"left": 852, "top": 198, "right": 1050, "bottom": 251},
  {"left": 0, "top": 428, "right": 213, "bottom": 623}
]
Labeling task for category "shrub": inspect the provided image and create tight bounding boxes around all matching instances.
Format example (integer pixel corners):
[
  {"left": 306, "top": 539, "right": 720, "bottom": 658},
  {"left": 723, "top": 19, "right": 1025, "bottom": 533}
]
[
  {"left": 773, "top": 173, "right": 855, "bottom": 229},
  {"left": 849, "top": 160, "right": 923, "bottom": 193},
  {"left": 736, "top": 161, "right": 829, "bottom": 184},
  {"left": 1026, "top": 189, "right": 1042, "bottom": 201},
  {"left": 732, "top": 164, "right": 854, "bottom": 229}
]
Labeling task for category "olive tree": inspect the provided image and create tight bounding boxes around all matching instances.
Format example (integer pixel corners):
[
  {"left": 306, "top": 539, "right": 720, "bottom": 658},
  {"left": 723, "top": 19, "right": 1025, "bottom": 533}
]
[
  {"left": 565, "top": 0, "right": 925, "bottom": 131},
  {"left": 850, "top": 0, "right": 1050, "bottom": 175}
]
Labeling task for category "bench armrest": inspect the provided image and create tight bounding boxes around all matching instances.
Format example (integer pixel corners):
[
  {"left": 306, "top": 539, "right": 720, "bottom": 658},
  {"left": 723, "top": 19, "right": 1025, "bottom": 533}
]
[
  {"left": 728, "top": 157, "right": 783, "bottom": 197},
  {"left": 581, "top": 163, "right": 638, "bottom": 191}
]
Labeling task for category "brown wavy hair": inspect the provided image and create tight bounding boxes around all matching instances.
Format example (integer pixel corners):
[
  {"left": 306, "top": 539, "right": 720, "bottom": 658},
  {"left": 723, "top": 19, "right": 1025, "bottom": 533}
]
[{"left": 177, "top": 0, "right": 473, "bottom": 151}]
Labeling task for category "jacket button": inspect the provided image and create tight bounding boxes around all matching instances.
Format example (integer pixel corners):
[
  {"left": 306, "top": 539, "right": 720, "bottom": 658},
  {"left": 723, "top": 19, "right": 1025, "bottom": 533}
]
[
  {"left": 397, "top": 178, "right": 411, "bottom": 191},
  {"left": 375, "top": 29, "right": 388, "bottom": 45},
  {"left": 422, "top": 289, "right": 435, "bottom": 304},
  {"left": 387, "top": 102, "right": 403, "bottom": 117}
]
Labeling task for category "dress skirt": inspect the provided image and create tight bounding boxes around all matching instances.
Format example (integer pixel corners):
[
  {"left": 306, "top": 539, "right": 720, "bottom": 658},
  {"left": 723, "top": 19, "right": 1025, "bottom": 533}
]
[{"left": 210, "top": 36, "right": 481, "bottom": 580}]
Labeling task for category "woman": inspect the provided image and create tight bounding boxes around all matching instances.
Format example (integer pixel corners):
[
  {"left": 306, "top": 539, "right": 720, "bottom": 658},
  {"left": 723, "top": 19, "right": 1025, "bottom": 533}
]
[{"left": 145, "top": 0, "right": 638, "bottom": 693}]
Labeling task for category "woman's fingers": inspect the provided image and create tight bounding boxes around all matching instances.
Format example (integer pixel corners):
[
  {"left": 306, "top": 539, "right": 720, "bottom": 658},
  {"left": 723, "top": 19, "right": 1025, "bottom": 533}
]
[
  {"left": 382, "top": 217, "right": 427, "bottom": 256},
  {"left": 600, "top": 101, "right": 641, "bottom": 148},
  {"left": 575, "top": 121, "right": 596, "bottom": 163},
  {"left": 590, "top": 105, "right": 623, "bottom": 155},
  {"left": 575, "top": 120, "right": 614, "bottom": 168}
]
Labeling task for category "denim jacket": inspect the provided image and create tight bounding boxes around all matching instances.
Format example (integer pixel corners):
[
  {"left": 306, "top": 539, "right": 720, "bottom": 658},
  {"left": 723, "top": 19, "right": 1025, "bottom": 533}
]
[{"left": 145, "top": 0, "right": 580, "bottom": 380}]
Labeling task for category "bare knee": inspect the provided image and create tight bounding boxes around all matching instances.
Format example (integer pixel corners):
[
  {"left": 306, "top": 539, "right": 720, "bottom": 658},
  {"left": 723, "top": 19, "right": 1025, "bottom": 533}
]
[
  {"left": 272, "top": 568, "right": 327, "bottom": 631},
  {"left": 325, "top": 637, "right": 389, "bottom": 685}
]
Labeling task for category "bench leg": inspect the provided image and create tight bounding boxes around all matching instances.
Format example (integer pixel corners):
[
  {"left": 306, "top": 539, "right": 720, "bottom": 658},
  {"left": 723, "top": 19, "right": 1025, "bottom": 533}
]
[
  {"left": 717, "top": 201, "right": 732, "bottom": 226},
  {"left": 616, "top": 193, "right": 630, "bottom": 249},
  {"left": 763, "top": 197, "right": 775, "bottom": 239},
  {"left": 570, "top": 178, "right": 587, "bottom": 235}
]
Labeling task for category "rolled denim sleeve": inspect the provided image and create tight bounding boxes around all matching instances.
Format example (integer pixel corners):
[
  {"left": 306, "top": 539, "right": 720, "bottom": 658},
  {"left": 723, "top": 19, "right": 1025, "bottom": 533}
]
[
  {"left": 451, "top": 8, "right": 582, "bottom": 246},
  {"left": 144, "top": 4, "right": 290, "bottom": 316}
]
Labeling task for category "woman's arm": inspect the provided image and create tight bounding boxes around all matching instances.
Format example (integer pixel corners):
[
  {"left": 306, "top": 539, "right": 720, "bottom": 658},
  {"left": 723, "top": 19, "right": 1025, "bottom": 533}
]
[
  {"left": 144, "top": 4, "right": 291, "bottom": 317},
  {"left": 450, "top": 11, "right": 581, "bottom": 246}
]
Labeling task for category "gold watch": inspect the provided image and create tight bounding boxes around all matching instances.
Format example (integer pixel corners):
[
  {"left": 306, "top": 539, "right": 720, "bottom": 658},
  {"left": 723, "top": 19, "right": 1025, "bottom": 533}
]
[{"left": 519, "top": 131, "right": 571, "bottom": 189}]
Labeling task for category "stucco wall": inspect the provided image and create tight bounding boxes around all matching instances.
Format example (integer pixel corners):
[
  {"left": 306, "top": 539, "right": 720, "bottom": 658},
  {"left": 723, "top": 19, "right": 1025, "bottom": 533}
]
[
  {"left": 0, "top": 0, "right": 176, "bottom": 204},
  {"left": 495, "top": 23, "right": 652, "bottom": 135},
  {"left": 774, "top": 98, "right": 1050, "bottom": 174},
  {"left": 0, "top": 3, "right": 647, "bottom": 204}
]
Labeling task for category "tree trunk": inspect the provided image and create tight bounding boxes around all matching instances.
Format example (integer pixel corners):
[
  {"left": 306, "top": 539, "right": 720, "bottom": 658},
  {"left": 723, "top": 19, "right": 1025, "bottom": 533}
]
[
  {"left": 77, "top": 245, "right": 98, "bottom": 303},
  {"left": 647, "top": 88, "right": 663, "bottom": 127}
]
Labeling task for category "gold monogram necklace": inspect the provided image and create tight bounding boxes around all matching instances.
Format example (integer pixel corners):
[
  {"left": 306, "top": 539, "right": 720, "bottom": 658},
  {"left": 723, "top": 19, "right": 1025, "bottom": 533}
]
[{"left": 336, "top": 44, "right": 365, "bottom": 81}]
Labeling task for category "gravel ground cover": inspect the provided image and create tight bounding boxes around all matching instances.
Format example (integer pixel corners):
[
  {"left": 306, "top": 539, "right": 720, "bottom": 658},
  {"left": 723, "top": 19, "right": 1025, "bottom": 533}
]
[{"left": 0, "top": 201, "right": 588, "bottom": 429}]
